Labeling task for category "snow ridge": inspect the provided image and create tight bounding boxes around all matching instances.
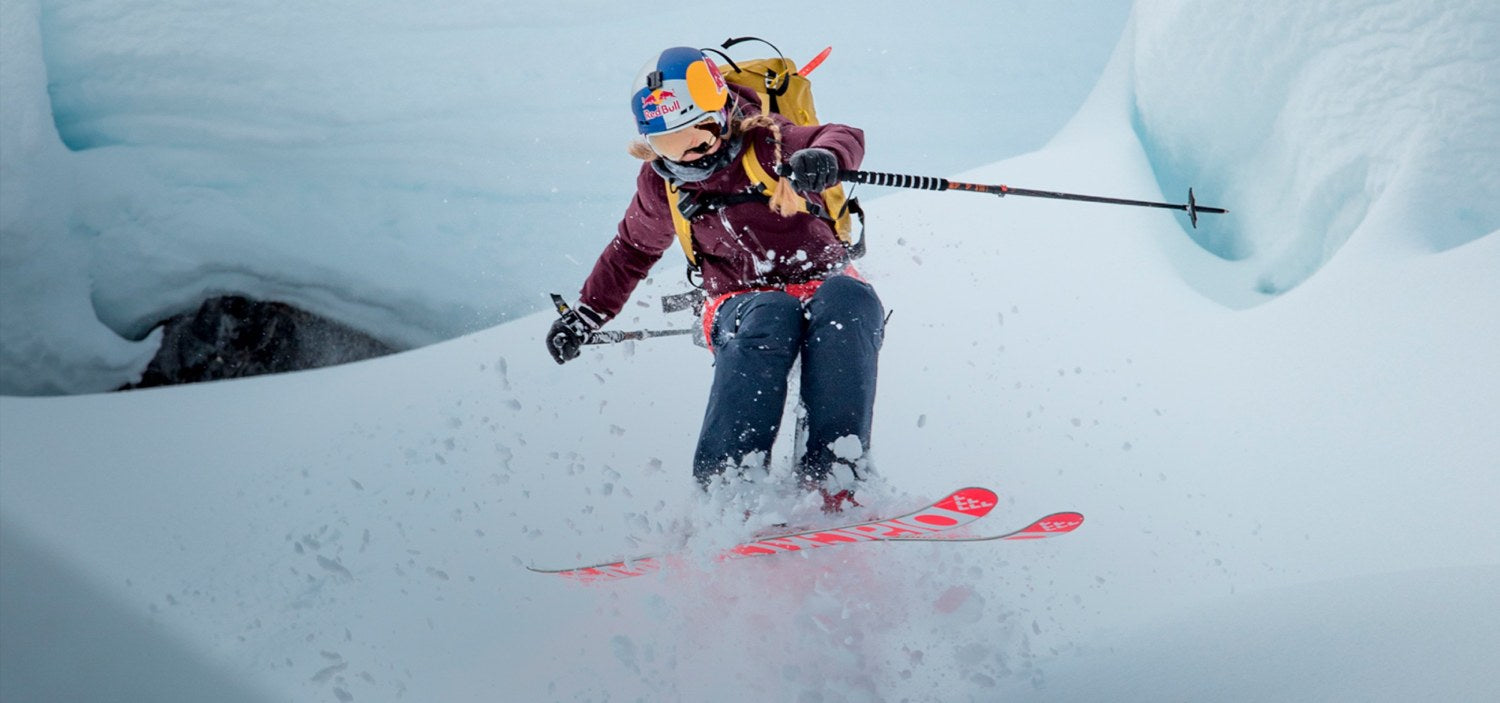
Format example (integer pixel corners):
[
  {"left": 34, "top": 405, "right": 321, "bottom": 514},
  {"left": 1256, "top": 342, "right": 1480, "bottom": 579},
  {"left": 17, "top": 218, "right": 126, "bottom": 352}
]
[{"left": 1130, "top": 0, "right": 1500, "bottom": 303}]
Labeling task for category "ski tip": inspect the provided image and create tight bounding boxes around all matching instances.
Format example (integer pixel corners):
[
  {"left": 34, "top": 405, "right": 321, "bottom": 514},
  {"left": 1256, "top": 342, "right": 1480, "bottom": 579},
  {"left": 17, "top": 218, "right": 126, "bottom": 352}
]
[
  {"left": 937, "top": 487, "right": 999, "bottom": 517},
  {"left": 1006, "top": 511, "right": 1084, "bottom": 539},
  {"left": 524, "top": 564, "right": 572, "bottom": 576},
  {"left": 527, "top": 555, "right": 667, "bottom": 582},
  {"left": 1053, "top": 511, "right": 1084, "bottom": 529}
]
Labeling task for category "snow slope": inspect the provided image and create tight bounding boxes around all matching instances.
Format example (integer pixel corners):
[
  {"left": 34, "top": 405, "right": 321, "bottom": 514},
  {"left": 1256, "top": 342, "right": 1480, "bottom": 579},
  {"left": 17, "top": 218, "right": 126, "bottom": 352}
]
[{"left": 4, "top": 1, "right": 1500, "bottom": 701}]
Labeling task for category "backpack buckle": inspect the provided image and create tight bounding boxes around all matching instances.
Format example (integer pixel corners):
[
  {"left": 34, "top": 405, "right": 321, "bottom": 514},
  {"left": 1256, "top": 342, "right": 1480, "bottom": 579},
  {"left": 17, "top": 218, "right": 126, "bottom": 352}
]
[{"left": 677, "top": 191, "right": 708, "bottom": 220}]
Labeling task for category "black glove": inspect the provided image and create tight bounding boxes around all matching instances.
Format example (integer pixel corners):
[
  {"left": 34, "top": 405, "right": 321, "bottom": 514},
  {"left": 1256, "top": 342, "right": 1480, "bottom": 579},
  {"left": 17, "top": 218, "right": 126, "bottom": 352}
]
[
  {"left": 546, "top": 303, "right": 604, "bottom": 365},
  {"left": 786, "top": 148, "right": 839, "bottom": 193}
]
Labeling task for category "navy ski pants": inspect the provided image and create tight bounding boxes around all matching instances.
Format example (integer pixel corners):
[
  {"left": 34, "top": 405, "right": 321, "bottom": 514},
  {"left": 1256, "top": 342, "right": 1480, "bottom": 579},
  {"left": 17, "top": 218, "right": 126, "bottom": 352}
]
[{"left": 693, "top": 275, "right": 884, "bottom": 485}]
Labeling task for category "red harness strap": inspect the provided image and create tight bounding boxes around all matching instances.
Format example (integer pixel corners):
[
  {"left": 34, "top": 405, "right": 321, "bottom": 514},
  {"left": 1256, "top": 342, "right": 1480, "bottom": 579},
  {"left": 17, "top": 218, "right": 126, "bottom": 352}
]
[{"left": 700, "top": 266, "right": 865, "bottom": 351}]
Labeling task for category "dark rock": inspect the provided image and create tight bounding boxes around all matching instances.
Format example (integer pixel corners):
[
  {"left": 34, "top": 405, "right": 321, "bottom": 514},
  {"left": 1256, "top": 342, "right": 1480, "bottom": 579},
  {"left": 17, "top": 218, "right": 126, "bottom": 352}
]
[{"left": 125, "top": 296, "right": 397, "bottom": 389}]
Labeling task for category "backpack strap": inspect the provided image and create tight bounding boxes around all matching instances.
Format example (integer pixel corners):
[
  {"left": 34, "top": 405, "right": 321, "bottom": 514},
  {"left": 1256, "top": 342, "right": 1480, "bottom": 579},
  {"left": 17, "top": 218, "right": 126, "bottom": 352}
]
[
  {"left": 740, "top": 142, "right": 780, "bottom": 202},
  {"left": 663, "top": 142, "right": 784, "bottom": 269},
  {"left": 664, "top": 181, "right": 696, "bottom": 266},
  {"left": 664, "top": 141, "right": 845, "bottom": 266}
]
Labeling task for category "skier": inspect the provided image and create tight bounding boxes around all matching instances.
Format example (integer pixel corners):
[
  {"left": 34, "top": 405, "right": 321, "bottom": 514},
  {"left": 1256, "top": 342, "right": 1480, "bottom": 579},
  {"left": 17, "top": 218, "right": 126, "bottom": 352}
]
[{"left": 546, "top": 46, "right": 883, "bottom": 512}]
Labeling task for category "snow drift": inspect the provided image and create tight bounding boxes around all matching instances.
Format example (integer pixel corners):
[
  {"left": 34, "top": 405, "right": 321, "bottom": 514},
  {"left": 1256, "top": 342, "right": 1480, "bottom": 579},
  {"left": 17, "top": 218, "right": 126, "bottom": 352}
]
[{"left": 1129, "top": 0, "right": 1500, "bottom": 303}]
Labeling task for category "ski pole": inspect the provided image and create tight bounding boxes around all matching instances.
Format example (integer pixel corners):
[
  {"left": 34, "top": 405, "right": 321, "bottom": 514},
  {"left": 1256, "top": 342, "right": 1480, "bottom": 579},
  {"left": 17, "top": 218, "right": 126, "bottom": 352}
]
[
  {"left": 782, "top": 166, "right": 1228, "bottom": 228},
  {"left": 550, "top": 293, "right": 696, "bottom": 346},
  {"left": 582, "top": 328, "right": 698, "bottom": 345}
]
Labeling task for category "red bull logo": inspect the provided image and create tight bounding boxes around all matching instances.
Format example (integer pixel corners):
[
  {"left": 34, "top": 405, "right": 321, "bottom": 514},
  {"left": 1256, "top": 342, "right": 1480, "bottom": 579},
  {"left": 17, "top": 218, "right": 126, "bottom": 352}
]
[
  {"left": 640, "top": 88, "right": 682, "bottom": 121},
  {"left": 705, "top": 59, "right": 726, "bottom": 92}
]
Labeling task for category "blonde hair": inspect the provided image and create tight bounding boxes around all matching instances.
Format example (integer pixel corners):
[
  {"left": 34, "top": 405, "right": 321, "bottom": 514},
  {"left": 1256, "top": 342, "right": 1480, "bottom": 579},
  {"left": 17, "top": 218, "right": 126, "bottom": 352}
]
[{"left": 628, "top": 113, "right": 806, "bottom": 217}]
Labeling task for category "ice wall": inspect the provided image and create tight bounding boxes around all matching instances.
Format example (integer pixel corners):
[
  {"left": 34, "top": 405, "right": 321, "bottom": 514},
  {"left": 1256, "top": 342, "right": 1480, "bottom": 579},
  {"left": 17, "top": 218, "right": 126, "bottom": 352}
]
[
  {"left": 0, "top": 0, "right": 158, "bottom": 395},
  {"left": 0, "top": 0, "right": 1127, "bottom": 396},
  {"left": 1129, "top": 0, "right": 1500, "bottom": 300}
]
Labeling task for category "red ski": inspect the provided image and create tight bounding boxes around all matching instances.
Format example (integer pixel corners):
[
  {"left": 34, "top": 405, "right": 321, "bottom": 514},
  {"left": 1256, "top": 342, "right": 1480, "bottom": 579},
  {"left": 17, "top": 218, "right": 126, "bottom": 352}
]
[{"left": 527, "top": 487, "right": 1082, "bottom": 583}]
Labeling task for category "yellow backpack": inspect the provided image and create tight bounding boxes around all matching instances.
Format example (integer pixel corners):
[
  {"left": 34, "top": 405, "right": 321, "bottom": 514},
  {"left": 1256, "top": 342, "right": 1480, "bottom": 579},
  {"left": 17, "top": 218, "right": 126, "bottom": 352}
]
[{"left": 665, "top": 37, "right": 864, "bottom": 269}]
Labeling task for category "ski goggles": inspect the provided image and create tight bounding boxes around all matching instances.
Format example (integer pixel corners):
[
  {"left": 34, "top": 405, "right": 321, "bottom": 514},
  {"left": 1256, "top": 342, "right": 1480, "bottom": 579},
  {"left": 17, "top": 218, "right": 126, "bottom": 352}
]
[{"left": 646, "top": 111, "right": 727, "bottom": 163}]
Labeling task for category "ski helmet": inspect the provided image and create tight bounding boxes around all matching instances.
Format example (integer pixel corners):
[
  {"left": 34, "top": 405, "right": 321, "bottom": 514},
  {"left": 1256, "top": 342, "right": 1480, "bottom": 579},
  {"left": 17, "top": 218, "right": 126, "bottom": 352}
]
[{"left": 631, "top": 47, "right": 729, "bottom": 137}]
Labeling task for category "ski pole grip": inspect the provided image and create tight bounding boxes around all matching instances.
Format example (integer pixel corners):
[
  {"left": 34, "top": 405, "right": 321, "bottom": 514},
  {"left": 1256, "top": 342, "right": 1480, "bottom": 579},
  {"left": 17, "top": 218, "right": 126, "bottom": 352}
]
[{"left": 839, "top": 169, "right": 949, "bottom": 191}]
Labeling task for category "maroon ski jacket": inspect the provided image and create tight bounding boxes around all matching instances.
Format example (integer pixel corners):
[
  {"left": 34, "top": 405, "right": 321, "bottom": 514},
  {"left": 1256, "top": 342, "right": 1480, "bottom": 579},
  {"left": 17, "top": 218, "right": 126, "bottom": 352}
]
[{"left": 579, "top": 86, "right": 866, "bottom": 322}]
